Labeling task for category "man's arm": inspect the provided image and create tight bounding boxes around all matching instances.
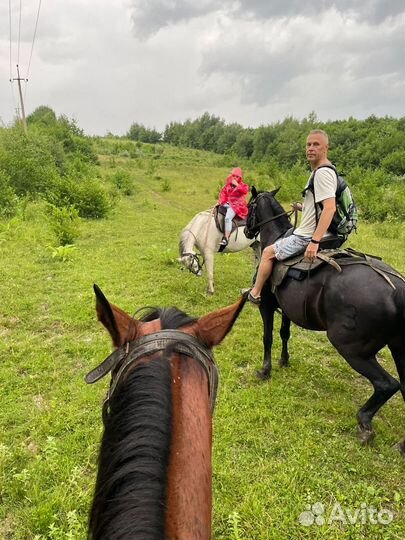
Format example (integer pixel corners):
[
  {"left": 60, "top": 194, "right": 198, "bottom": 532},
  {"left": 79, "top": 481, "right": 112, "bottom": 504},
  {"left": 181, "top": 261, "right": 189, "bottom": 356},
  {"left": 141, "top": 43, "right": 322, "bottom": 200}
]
[{"left": 304, "top": 197, "right": 336, "bottom": 260}]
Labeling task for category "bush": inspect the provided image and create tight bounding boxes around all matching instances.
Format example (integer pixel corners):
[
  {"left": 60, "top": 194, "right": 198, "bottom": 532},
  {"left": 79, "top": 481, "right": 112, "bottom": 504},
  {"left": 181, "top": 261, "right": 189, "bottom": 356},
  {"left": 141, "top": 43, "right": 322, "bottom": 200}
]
[
  {"left": 0, "top": 169, "right": 18, "bottom": 217},
  {"left": 74, "top": 180, "right": 111, "bottom": 218},
  {"left": 111, "top": 169, "right": 134, "bottom": 195},
  {"left": 47, "top": 204, "right": 80, "bottom": 245},
  {"left": 381, "top": 150, "right": 405, "bottom": 176},
  {"left": 0, "top": 128, "right": 60, "bottom": 196}
]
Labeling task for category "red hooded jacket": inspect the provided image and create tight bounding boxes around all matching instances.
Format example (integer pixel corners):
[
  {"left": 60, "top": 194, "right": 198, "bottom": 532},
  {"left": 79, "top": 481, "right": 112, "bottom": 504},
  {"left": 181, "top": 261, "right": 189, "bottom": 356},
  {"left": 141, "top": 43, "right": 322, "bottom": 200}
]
[{"left": 218, "top": 167, "right": 249, "bottom": 219}]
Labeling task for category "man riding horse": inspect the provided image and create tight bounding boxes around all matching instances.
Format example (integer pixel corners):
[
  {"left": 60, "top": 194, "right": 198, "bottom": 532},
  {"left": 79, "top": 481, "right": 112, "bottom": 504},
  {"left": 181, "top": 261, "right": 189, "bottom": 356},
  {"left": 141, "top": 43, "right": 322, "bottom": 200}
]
[{"left": 247, "top": 129, "right": 338, "bottom": 304}]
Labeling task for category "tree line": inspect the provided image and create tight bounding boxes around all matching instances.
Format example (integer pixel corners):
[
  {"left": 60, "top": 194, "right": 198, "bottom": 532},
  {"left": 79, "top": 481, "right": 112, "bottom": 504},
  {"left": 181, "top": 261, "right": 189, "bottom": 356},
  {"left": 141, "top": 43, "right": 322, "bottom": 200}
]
[{"left": 127, "top": 112, "right": 405, "bottom": 176}]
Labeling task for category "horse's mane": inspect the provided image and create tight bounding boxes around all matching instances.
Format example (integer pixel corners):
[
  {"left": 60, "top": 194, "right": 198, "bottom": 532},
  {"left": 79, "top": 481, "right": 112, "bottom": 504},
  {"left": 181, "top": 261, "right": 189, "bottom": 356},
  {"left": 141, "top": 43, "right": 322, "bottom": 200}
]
[
  {"left": 258, "top": 191, "right": 292, "bottom": 232},
  {"left": 89, "top": 307, "right": 196, "bottom": 540},
  {"left": 179, "top": 209, "right": 213, "bottom": 255}
]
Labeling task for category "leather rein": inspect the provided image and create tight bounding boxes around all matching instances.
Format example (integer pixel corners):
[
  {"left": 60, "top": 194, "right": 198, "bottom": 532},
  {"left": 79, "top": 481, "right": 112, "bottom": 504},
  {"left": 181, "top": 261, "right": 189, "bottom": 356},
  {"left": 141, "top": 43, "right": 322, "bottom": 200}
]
[
  {"left": 85, "top": 330, "right": 219, "bottom": 422},
  {"left": 249, "top": 203, "right": 298, "bottom": 238}
]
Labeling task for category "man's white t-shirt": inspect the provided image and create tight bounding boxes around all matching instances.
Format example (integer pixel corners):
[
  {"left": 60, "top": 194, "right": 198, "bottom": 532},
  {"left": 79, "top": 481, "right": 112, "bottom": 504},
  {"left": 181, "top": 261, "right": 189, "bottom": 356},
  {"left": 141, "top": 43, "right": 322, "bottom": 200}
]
[{"left": 294, "top": 167, "right": 337, "bottom": 238}]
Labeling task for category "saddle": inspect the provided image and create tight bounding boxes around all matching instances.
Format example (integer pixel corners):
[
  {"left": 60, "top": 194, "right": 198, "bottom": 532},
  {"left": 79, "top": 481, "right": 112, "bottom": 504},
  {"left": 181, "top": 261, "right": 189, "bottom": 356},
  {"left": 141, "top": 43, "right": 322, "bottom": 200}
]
[
  {"left": 271, "top": 248, "right": 405, "bottom": 292},
  {"left": 214, "top": 205, "right": 246, "bottom": 234}
]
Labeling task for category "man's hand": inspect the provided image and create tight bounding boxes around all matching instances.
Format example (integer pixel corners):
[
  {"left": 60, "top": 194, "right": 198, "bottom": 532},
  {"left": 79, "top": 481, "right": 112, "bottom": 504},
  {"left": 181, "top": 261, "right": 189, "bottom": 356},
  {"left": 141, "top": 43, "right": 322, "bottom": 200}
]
[
  {"left": 291, "top": 202, "right": 303, "bottom": 211},
  {"left": 305, "top": 241, "right": 319, "bottom": 262}
]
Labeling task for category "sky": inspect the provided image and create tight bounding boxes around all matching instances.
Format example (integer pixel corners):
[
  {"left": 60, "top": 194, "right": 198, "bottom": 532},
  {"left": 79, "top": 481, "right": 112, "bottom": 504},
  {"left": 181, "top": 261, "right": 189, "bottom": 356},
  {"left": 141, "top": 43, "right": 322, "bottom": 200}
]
[{"left": 1, "top": 0, "right": 404, "bottom": 135}]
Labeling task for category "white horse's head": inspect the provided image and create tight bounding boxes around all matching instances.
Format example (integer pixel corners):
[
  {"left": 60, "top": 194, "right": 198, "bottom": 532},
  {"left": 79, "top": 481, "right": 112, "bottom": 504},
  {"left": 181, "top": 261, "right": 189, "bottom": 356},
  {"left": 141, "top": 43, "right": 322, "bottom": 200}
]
[{"left": 178, "top": 252, "right": 203, "bottom": 276}]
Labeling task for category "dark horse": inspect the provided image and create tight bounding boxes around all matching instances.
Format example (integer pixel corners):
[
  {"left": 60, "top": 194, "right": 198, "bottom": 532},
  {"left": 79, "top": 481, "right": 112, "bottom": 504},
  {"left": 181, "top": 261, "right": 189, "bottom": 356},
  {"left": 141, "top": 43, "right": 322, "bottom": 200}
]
[
  {"left": 86, "top": 284, "right": 245, "bottom": 540},
  {"left": 245, "top": 188, "right": 405, "bottom": 452}
]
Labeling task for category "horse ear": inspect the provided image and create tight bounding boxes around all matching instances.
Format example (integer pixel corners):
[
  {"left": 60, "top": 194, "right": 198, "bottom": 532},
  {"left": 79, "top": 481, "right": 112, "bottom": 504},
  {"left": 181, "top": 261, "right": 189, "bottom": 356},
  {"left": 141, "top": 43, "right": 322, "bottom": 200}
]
[
  {"left": 93, "top": 284, "right": 140, "bottom": 347},
  {"left": 270, "top": 186, "right": 281, "bottom": 197},
  {"left": 193, "top": 296, "right": 246, "bottom": 348},
  {"left": 251, "top": 186, "right": 258, "bottom": 198}
]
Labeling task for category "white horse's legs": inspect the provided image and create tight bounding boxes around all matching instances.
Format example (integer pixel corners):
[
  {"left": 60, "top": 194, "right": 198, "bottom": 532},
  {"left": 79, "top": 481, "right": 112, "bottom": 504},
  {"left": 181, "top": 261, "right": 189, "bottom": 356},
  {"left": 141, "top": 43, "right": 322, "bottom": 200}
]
[{"left": 204, "top": 251, "right": 215, "bottom": 295}]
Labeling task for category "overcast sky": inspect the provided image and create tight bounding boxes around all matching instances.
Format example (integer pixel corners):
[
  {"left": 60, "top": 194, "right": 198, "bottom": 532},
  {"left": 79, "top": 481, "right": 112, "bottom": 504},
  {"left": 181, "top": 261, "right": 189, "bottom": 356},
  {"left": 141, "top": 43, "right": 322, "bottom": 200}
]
[{"left": 1, "top": 1, "right": 404, "bottom": 135}]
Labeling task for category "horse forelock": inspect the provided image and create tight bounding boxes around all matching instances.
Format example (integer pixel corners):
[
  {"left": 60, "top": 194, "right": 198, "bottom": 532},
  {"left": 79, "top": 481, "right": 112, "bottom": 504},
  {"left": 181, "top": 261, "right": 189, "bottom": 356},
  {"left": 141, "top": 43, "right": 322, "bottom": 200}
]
[
  {"left": 89, "top": 356, "right": 172, "bottom": 540},
  {"left": 140, "top": 307, "right": 197, "bottom": 329}
]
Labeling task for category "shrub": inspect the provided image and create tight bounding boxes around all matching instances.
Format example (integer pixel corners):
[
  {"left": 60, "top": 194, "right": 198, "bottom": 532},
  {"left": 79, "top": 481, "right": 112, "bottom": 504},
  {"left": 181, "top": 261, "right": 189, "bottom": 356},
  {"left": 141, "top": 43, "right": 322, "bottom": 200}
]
[
  {"left": 111, "top": 169, "right": 134, "bottom": 195},
  {"left": 381, "top": 150, "right": 405, "bottom": 176},
  {"left": 0, "top": 169, "right": 18, "bottom": 217},
  {"left": 47, "top": 244, "right": 77, "bottom": 262},
  {"left": 47, "top": 204, "right": 80, "bottom": 245},
  {"left": 0, "top": 128, "right": 60, "bottom": 196},
  {"left": 44, "top": 176, "right": 111, "bottom": 219},
  {"left": 74, "top": 180, "right": 111, "bottom": 218}
]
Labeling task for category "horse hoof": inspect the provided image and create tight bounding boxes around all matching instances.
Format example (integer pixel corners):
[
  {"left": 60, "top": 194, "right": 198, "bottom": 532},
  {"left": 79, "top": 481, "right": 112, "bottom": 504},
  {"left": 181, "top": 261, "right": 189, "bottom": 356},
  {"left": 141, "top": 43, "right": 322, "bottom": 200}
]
[
  {"left": 279, "top": 359, "right": 290, "bottom": 368},
  {"left": 393, "top": 441, "right": 405, "bottom": 456},
  {"left": 256, "top": 369, "right": 271, "bottom": 380},
  {"left": 357, "top": 427, "right": 375, "bottom": 445},
  {"left": 206, "top": 290, "right": 214, "bottom": 296}
]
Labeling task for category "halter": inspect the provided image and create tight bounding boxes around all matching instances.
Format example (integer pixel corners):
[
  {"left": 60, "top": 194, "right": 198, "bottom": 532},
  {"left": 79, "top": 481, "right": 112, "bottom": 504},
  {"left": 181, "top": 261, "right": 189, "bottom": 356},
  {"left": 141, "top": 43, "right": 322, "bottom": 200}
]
[
  {"left": 247, "top": 193, "right": 298, "bottom": 237},
  {"left": 85, "top": 330, "right": 219, "bottom": 421},
  {"left": 181, "top": 251, "right": 204, "bottom": 275}
]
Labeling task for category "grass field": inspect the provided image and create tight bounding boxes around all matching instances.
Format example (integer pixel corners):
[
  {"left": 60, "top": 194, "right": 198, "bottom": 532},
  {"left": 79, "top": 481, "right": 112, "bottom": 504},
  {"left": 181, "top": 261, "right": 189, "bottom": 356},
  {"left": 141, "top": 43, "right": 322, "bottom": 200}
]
[{"left": 1, "top": 143, "right": 405, "bottom": 539}]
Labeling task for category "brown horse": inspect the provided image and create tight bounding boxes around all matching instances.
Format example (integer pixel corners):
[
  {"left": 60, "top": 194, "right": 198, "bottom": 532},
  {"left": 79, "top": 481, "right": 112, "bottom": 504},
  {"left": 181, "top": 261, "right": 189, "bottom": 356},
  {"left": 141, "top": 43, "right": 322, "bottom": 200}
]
[{"left": 86, "top": 284, "right": 246, "bottom": 540}]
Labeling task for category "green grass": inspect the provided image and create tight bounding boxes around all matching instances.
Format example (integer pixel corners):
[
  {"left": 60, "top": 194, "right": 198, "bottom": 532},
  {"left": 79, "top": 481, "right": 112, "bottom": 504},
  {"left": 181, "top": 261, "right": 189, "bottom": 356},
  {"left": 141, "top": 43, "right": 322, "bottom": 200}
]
[{"left": 1, "top": 143, "right": 405, "bottom": 539}]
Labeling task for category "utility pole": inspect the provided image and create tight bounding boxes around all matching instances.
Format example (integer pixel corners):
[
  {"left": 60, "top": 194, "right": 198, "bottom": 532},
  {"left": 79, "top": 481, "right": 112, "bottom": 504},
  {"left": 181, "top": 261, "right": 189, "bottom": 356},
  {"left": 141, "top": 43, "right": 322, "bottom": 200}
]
[{"left": 11, "top": 64, "right": 28, "bottom": 134}]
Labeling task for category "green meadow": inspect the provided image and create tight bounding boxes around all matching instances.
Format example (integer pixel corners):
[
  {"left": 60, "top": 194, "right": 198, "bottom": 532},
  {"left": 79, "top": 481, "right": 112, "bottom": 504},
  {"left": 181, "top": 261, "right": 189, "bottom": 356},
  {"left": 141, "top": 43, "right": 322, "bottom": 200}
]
[{"left": 1, "top": 142, "right": 405, "bottom": 539}]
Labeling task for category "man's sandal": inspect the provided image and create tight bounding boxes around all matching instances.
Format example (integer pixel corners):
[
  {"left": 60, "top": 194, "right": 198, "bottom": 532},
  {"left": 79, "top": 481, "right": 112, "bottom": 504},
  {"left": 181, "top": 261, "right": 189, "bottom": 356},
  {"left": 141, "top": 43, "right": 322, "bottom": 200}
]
[{"left": 247, "top": 290, "right": 261, "bottom": 305}]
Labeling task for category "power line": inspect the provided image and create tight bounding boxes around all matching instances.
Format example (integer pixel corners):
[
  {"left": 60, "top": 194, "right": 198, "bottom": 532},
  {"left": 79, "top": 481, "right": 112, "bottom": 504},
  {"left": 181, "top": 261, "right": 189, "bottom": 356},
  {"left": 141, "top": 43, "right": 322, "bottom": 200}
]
[
  {"left": 17, "top": 0, "right": 22, "bottom": 65},
  {"left": 8, "top": 0, "right": 43, "bottom": 124},
  {"left": 8, "top": 0, "right": 13, "bottom": 80},
  {"left": 25, "top": 0, "right": 42, "bottom": 81}
]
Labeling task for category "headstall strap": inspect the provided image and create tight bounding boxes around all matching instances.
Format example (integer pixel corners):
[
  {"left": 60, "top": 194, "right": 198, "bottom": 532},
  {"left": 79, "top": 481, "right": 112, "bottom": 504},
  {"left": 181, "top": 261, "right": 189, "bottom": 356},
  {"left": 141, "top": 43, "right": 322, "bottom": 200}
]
[
  {"left": 85, "top": 330, "right": 219, "bottom": 416},
  {"left": 181, "top": 252, "right": 203, "bottom": 274}
]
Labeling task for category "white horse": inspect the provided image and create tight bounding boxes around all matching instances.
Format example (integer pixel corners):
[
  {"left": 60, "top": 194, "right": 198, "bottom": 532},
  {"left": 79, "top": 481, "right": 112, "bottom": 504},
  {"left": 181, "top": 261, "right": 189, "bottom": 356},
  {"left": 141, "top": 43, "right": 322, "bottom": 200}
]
[{"left": 178, "top": 208, "right": 260, "bottom": 295}]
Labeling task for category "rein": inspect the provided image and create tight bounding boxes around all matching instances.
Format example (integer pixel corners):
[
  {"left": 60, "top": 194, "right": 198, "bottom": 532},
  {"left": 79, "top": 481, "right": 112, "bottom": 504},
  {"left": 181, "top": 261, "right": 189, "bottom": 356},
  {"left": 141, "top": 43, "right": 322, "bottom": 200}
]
[
  {"left": 85, "top": 330, "right": 219, "bottom": 420},
  {"left": 254, "top": 208, "right": 295, "bottom": 230}
]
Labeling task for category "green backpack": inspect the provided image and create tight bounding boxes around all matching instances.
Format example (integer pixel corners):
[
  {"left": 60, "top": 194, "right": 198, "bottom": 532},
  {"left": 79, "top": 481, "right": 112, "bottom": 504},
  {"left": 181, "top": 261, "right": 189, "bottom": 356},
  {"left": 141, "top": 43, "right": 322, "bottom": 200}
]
[{"left": 304, "top": 165, "right": 358, "bottom": 241}]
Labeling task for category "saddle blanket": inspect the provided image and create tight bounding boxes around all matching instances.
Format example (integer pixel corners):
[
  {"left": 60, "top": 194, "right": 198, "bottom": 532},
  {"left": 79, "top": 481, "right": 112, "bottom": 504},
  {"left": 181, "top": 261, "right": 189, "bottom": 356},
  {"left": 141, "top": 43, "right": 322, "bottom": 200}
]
[{"left": 271, "top": 248, "right": 405, "bottom": 290}]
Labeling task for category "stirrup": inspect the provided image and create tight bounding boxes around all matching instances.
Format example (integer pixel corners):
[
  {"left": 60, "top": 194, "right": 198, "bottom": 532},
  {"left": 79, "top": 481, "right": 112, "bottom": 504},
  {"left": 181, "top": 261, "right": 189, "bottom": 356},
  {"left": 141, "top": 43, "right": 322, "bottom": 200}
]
[{"left": 218, "top": 237, "right": 228, "bottom": 253}]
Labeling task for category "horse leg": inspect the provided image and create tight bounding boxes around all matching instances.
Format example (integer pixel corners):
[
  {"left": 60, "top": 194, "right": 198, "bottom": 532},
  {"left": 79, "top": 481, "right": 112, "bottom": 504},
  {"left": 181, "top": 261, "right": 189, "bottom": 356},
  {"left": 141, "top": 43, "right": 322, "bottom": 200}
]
[
  {"left": 279, "top": 313, "right": 291, "bottom": 368},
  {"left": 257, "top": 286, "right": 277, "bottom": 380},
  {"left": 204, "top": 251, "right": 215, "bottom": 295},
  {"left": 340, "top": 353, "right": 400, "bottom": 445},
  {"left": 388, "top": 337, "right": 405, "bottom": 455}
]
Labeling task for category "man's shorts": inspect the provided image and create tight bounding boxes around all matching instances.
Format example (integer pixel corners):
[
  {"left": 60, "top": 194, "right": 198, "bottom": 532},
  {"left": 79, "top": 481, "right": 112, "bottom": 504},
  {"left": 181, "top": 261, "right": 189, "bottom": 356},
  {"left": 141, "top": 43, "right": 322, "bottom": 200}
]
[{"left": 273, "top": 234, "right": 311, "bottom": 261}]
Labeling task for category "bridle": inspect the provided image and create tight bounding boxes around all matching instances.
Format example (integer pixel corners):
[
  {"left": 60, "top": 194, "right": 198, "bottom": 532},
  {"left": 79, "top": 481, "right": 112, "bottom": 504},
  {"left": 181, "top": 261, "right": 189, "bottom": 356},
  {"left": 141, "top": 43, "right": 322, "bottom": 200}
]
[
  {"left": 246, "top": 193, "right": 298, "bottom": 238},
  {"left": 180, "top": 228, "right": 204, "bottom": 275},
  {"left": 85, "top": 330, "right": 219, "bottom": 422},
  {"left": 181, "top": 251, "right": 204, "bottom": 275}
]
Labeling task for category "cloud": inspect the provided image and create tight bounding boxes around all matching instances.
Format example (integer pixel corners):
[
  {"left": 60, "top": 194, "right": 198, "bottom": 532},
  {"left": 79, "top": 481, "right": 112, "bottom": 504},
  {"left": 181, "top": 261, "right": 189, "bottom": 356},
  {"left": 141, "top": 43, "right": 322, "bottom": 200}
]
[
  {"left": 130, "top": 0, "right": 221, "bottom": 38},
  {"left": 1, "top": 0, "right": 403, "bottom": 134},
  {"left": 197, "top": 8, "right": 404, "bottom": 111},
  {"left": 129, "top": 0, "right": 405, "bottom": 38}
]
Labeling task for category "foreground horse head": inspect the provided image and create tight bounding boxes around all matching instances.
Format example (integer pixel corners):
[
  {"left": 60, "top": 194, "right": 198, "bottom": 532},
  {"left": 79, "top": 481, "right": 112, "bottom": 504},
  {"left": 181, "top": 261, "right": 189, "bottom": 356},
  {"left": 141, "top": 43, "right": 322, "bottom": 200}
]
[
  {"left": 246, "top": 189, "right": 405, "bottom": 454},
  {"left": 87, "top": 284, "right": 246, "bottom": 540}
]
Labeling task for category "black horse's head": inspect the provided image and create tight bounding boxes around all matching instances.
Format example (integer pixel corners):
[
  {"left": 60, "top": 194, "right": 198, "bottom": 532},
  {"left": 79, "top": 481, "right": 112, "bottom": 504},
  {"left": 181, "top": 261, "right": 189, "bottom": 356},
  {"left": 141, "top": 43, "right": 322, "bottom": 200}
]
[{"left": 245, "top": 186, "right": 290, "bottom": 241}]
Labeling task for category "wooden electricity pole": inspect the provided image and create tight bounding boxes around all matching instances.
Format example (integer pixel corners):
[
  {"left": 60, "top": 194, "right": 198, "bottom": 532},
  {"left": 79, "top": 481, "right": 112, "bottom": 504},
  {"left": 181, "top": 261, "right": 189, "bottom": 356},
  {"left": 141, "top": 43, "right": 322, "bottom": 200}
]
[{"left": 12, "top": 64, "right": 28, "bottom": 134}]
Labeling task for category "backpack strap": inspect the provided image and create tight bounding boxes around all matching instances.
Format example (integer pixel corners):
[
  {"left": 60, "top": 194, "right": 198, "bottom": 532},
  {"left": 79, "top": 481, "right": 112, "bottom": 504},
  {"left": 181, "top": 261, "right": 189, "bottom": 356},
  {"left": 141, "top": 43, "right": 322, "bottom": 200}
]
[{"left": 302, "top": 165, "right": 339, "bottom": 226}]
